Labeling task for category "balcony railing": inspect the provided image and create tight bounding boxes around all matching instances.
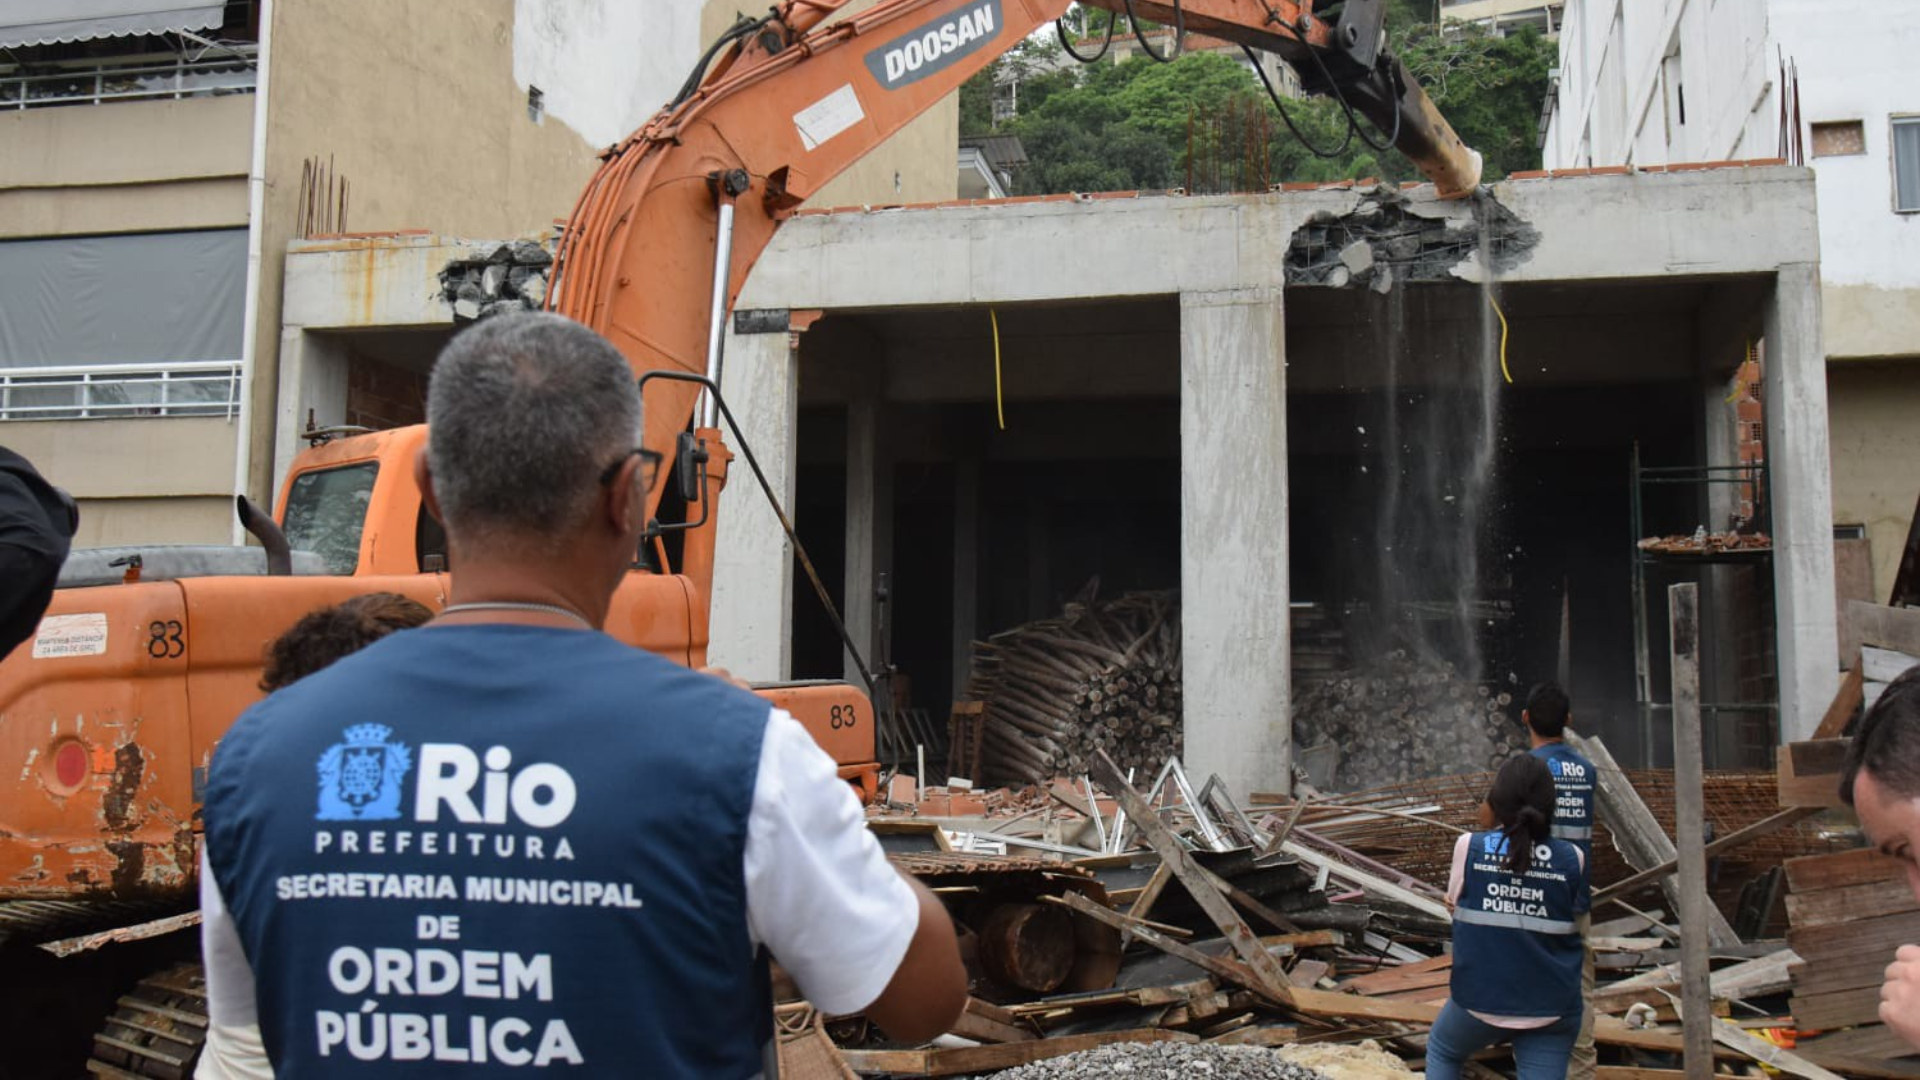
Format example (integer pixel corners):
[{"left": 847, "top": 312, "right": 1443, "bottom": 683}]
[
  {"left": 0, "top": 362, "right": 241, "bottom": 421},
  {"left": 1, "top": 46, "right": 257, "bottom": 110}
]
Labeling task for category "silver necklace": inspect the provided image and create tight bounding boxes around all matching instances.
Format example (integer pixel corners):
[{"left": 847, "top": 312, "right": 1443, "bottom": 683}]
[{"left": 440, "top": 601, "right": 594, "bottom": 630}]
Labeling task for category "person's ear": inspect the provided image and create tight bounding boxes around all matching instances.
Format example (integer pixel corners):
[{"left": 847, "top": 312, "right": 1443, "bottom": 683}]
[
  {"left": 604, "top": 455, "right": 644, "bottom": 536},
  {"left": 1520, "top": 709, "right": 1534, "bottom": 732},
  {"left": 413, "top": 447, "right": 446, "bottom": 524}
]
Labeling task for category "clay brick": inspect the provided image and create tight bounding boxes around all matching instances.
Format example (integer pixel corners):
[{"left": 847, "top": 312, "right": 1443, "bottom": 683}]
[
  {"left": 918, "top": 794, "right": 952, "bottom": 817},
  {"left": 947, "top": 793, "right": 988, "bottom": 817},
  {"left": 1508, "top": 170, "right": 1550, "bottom": 180},
  {"left": 887, "top": 774, "right": 917, "bottom": 806}
]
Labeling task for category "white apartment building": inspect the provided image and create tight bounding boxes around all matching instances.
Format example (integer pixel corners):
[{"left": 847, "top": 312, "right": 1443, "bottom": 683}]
[{"left": 1543, "top": 0, "right": 1920, "bottom": 602}]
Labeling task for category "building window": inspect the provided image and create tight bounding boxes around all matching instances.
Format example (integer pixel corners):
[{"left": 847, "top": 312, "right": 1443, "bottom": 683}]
[
  {"left": 1812, "top": 120, "right": 1865, "bottom": 157},
  {"left": 1895, "top": 116, "right": 1920, "bottom": 213},
  {"left": 0, "top": 230, "right": 246, "bottom": 421}
]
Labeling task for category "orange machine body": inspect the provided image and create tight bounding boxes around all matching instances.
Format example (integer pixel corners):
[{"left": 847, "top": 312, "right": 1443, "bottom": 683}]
[{"left": 0, "top": 430, "right": 873, "bottom": 902}]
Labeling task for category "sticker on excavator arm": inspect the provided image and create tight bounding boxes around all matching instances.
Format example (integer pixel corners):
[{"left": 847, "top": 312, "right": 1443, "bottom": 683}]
[
  {"left": 32, "top": 613, "right": 108, "bottom": 659},
  {"left": 794, "top": 84, "right": 864, "bottom": 151}
]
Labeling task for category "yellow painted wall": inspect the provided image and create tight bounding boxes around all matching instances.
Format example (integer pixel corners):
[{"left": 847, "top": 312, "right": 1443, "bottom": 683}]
[
  {"left": 0, "top": 94, "right": 251, "bottom": 237},
  {"left": 1828, "top": 359, "right": 1920, "bottom": 599},
  {"left": 241, "top": 0, "right": 609, "bottom": 502}
]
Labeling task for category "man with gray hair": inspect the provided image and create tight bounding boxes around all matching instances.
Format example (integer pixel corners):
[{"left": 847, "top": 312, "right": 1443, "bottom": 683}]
[
  {"left": 198, "top": 314, "right": 965, "bottom": 1077},
  {"left": 1839, "top": 665, "right": 1920, "bottom": 1053}
]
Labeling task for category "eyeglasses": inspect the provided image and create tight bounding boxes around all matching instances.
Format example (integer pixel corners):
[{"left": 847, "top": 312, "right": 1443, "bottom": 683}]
[{"left": 599, "top": 447, "right": 663, "bottom": 492}]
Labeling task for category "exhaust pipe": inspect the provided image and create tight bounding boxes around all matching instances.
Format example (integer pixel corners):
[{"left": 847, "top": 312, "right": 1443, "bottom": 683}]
[{"left": 235, "top": 495, "right": 292, "bottom": 576}]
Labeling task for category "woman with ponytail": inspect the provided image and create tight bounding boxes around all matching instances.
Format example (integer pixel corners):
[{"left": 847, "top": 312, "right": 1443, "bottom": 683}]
[{"left": 1428, "top": 753, "right": 1590, "bottom": 1078}]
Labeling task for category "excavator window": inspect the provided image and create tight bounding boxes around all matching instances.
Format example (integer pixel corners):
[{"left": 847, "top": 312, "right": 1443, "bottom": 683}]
[
  {"left": 281, "top": 462, "right": 377, "bottom": 574},
  {"left": 415, "top": 501, "right": 448, "bottom": 573}
]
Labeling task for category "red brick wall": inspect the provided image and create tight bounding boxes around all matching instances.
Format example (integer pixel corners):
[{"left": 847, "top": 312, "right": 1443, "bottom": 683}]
[{"left": 345, "top": 355, "right": 427, "bottom": 430}]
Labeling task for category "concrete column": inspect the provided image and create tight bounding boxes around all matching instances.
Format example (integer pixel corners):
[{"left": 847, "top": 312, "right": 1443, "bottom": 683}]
[
  {"left": 1764, "top": 263, "right": 1840, "bottom": 741},
  {"left": 270, "top": 328, "right": 348, "bottom": 492},
  {"left": 844, "top": 360, "right": 894, "bottom": 688},
  {"left": 708, "top": 323, "right": 799, "bottom": 680},
  {"left": 951, "top": 457, "right": 981, "bottom": 697},
  {"left": 1179, "top": 287, "right": 1291, "bottom": 798}
]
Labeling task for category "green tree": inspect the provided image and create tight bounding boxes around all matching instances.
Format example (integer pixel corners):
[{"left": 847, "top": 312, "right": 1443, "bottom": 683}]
[{"left": 960, "top": 6, "right": 1552, "bottom": 193}]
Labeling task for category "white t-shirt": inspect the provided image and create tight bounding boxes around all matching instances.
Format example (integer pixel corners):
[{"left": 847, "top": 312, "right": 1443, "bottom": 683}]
[{"left": 197, "top": 708, "right": 918, "bottom": 1078}]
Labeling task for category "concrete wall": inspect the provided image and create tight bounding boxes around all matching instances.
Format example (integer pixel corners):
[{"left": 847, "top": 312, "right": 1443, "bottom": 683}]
[
  {"left": 718, "top": 167, "right": 1834, "bottom": 770},
  {"left": 0, "top": 418, "right": 237, "bottom": 543},
  {"left": 1829, "top": 361, "right": 1920, "bottom": 600}
]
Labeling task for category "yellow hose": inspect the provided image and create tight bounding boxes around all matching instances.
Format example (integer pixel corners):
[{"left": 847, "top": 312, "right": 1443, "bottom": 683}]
[
  {"left": 1488, "top": 292, "right": 1512, "bottom": 385},
  {"left": 991, "top": 307, "right": 1006, "bottom": 430}
]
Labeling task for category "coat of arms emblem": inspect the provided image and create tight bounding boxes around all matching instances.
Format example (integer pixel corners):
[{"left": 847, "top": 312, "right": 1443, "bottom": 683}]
[{"left": 316, "top": 723, "right": 411, "bottom": 821}]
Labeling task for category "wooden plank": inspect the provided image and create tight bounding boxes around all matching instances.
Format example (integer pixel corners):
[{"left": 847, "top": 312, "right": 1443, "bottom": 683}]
[
  {"left": 1792, "top": 1048, "right": 1920, "bottom": 1080},
  {"left": 1788, "top": 910, "right": 1920, "bottom": 960},
  {"left": 1786, "top": 739, "right": 1851, "bottom": 776},
  {"left": 1206, "top": 1024, "right": 1305, "bottom": 1047},
  {"left": 1057, "top": 891, "right": 1290, "bottom": 1010},
  {"left": 1777, "top": 749, "right": 1847, "bottom": 809},
  {"left": 1865, "top": 645, "right": 1920, "bottom": 684},
  {"left": 1004, "top": 979, "right": 1209, "bottom": 1017},
  {"left": 1785, "top": 876, "right": 1918, "bottom": 927},
  {"left": 1593, "top": 808, "right": 1819, "bottom": 904},
  {"left": 841, "top": 1029, "right": 1195, "bottom": 1076},
  {"left": 1275, "top": 837, "right": 1451, "bottom": 923},
  {"left": 1597, "top": 1060, "right": 1751, "bottom": 1068},
  {"left": 1790, "top": 952, "right": 1897, "bottom": 996},
  {"left": 1668, "top": 582, "right": 1714, "bottom": 1078},
  {"left": 1785, "top": 847, "right": 1906, "bottom": 893},
  {"left": 948, "top": 999, "right": 1032, "bottom": 1044},
  {"left": 1843, "top": 601, "right": 1920, "bottom": 671},
  {"left": 1812, "top": 666, "right": 1866, "bottom": 740},
  {"left": 1790, "top": 984, "right": 1884, "bottom": 1030},
  {"left": 1195, "top": 862, "right": 1303, "bottom": 935},
  {"left": 1798, "top": 1023, "right": 1920, "bottom": 1062},
  {"left": 1338, "top": 954, "right": 1453, "bottom": 995},
  {"left": 1571, "top": 733, "right": 1740, "bottom": 946},
  {"left": 1674, "top": 993, "right": 1848, "bottom": 1080},
  {"left": 1125, "top": 860, "right": 1176, "bottom": 936},
  {"left": 1089, "top": 751, "right": 1292, "bottom": 992}
]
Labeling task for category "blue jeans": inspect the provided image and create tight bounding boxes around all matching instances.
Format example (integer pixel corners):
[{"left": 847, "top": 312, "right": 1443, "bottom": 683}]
[{"left": 1426, "top": 1001, "right": 1581, "bottom": 1080}]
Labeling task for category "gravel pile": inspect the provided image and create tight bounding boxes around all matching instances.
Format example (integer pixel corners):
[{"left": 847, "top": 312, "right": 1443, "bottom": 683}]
[{"left": 984, "top": 1042, "right": 1334, "bottom": 1080}]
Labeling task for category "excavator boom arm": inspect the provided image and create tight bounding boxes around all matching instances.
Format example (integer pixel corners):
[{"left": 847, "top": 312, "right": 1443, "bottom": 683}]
[{"left": 548, "top": 0, "right": 1479, "bottom": 545}]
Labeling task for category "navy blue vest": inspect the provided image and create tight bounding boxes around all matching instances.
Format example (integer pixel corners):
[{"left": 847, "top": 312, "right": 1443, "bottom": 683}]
[
  {"left": 204, "top": 625, "right": 774, "bottom": 1077},
  {"left": 1530, "top": 741, "right": 1596, "bottom": 860},
  {"left": 1451, "top": 831, "right": 1585, "bottom": 1018}
]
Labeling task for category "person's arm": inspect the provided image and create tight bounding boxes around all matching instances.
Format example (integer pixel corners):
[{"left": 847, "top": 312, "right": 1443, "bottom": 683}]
[
  {"left": 1446, "top": 832, "right": 1471, "bottom": 908},
  {"left": 745, "top": 711, "right": 965, "bottom": 1042},
  {"left": 197, "top": 851, "right": 275, "bottom": 1078}
]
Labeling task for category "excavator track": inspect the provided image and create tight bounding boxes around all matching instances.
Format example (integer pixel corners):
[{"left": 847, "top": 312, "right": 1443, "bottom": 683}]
[{"left": 85, "top": 963, "right": 208, "bottom": 1080}]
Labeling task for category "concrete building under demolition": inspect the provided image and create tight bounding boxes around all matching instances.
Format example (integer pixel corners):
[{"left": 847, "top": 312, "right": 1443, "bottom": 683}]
[{"left": 278, "top": 162, "right": 1837, "bottom": 798}]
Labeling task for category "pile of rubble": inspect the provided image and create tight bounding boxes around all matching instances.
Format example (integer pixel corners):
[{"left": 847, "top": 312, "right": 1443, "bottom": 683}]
[
  {"left": 437, "top": 239, "right": 552, "bottom": 322},
  {"left": 777, "top": 722, "right": 1893, "bottom": 1078},
  {"left": 963, "top": 590, "right": 1183, "bottom": 786},
  {"left": 1292, "top": 650, "right": 1526, "bottom": 791}
]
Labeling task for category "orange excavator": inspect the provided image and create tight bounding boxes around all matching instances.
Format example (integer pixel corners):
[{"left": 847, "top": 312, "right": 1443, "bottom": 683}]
[{"left": 0, "top": 0, "right": 1480, "bottom": 1070}]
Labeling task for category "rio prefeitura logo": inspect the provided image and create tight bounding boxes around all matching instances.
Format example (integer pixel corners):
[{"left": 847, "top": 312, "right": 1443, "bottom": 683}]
[{"left": 316, "top": 723, "right": 413, "bottom": 821}]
